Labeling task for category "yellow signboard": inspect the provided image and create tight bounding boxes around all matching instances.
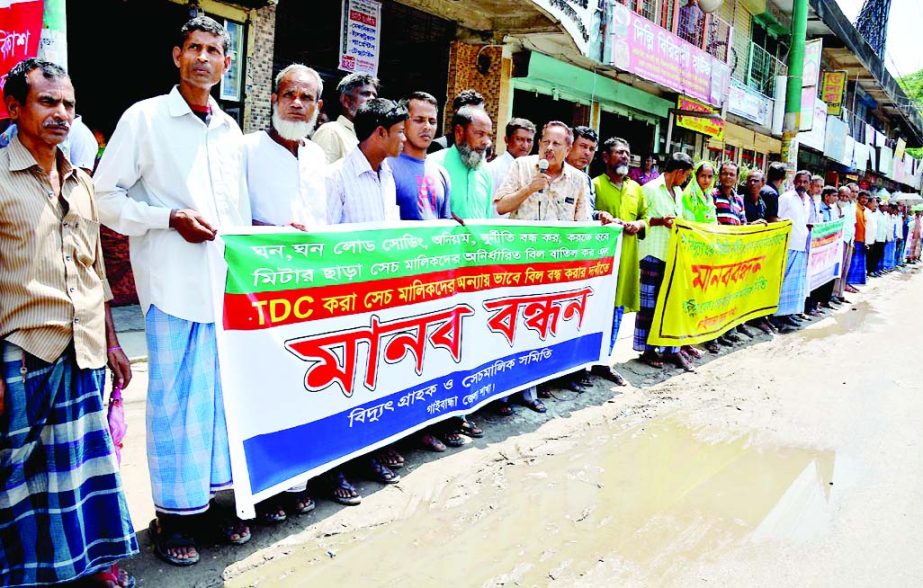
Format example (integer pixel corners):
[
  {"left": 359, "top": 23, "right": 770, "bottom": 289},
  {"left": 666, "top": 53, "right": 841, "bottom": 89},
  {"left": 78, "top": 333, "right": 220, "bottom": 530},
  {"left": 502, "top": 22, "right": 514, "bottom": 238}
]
[
  {"left": 647, "top": 219, "right": 792, "bottom": 345},
  {"left": 821, "top": 70, "right": 847, "bottom": 117},
  {"left": 676, "top": 96, "right": 726, "bottom": 140}
]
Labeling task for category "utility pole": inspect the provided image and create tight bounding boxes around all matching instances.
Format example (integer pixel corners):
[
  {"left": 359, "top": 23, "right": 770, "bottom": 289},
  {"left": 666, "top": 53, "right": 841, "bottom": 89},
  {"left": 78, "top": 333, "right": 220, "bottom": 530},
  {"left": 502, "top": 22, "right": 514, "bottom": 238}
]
[{"left": 781, "top": 0, "right": 809, "bottom": 181}]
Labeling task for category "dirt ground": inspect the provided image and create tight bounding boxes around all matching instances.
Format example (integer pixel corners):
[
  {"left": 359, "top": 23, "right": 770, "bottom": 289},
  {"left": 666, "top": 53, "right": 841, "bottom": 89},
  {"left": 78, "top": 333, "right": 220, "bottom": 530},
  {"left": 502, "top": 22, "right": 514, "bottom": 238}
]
[{"left": 117, "top": 266, "right": 923, "bottom": 587}]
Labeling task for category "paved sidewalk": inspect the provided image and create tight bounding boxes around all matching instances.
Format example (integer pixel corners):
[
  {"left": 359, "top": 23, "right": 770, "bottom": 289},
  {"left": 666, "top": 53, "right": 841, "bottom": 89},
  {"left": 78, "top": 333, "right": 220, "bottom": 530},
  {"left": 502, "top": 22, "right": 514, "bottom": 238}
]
[{"left": 111, "top": 304, "right": 147, "bottom": 360}]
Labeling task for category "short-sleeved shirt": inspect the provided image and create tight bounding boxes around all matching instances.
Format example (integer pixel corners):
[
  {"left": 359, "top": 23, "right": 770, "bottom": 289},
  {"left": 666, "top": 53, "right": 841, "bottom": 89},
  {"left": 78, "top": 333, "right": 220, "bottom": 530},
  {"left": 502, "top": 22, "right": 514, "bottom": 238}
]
[
  {"left": 494, "top": 155, "right": 590, "bottom": 222},
  {"left": 428, "top": 146, "right": 494, "bottom": 220},
  {"left": 777, "top": 190, "right": 812, "bottom": 252},
  {"left": 312, "top": 115, "right": 358, "bottom": 163},
  {"left": 641, "top": 175, "right": 681, "bottom": 262},
  {"left": 712, "top": 188, "right": 746, "bottom": 225},
  {"left": 760, "top": 183, "right": 780, "bottom": 219},
  {"left": 388, "top": 152, "right": 451, "bottom": 220},
  {"left": 744, "top": 195, "right": 767, "bottom": 223}
]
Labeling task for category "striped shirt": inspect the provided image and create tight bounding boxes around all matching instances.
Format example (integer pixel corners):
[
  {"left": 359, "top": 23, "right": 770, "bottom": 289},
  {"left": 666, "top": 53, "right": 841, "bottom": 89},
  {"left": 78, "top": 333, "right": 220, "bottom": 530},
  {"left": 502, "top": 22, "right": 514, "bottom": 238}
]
[
  {"left": 711, "top": 188, "right": 746, "bottom": 225},
  {"left": 325, "top": 147, "right": 400, "bottom": 224},
  {"left": 0, "top": 136, "right": 112, "bottom": 369}
]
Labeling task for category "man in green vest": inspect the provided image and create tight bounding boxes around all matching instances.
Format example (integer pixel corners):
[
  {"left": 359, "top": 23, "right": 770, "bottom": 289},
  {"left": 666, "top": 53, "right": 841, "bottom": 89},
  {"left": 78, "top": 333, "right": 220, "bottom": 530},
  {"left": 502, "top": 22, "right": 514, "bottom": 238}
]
[{"left": 591, "top": 137, "right": 647, "bottom": 385}]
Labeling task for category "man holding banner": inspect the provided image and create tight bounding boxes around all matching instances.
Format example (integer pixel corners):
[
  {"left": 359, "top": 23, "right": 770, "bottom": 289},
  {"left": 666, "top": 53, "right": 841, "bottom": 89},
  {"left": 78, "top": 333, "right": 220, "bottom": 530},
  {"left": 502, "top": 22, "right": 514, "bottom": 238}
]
[
  {"left": 771, "top": 171, "right": 813, "bottom": 333},
  {"left": 633, "top": 153, "right": 695, "bottom": 371}
]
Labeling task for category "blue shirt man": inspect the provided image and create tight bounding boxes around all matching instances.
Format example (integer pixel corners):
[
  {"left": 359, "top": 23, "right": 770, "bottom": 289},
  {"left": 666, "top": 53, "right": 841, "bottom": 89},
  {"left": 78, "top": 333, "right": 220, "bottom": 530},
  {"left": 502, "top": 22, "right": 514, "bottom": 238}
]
[{"left": 389, "top": 151, "right": 451, "bottom": 220}]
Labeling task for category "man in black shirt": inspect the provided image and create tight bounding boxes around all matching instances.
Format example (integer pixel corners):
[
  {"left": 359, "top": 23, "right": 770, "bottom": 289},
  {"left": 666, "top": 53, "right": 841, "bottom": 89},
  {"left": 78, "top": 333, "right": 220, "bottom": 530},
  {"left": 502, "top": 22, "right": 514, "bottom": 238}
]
[
  {"left": 760, "top": 162, "right": 786, "bottom": 221},
  {"left": 743, "top": 169, "right": 768, "bottom": 223}
]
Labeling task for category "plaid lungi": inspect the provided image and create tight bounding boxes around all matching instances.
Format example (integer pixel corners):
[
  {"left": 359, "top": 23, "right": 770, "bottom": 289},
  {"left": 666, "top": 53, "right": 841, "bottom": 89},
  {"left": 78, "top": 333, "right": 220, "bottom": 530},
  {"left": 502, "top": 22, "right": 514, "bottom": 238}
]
[
  {"left": 1, "top": 343, "right": 137, "bottom": 586},
  {"left": 607, "top": 305, "right": 625, "bottom": 356},
  {"left": 146, "top": 306, "right": 232, "bottom": 515},
  {"left": 834, "top": 241, "right": 854, "bottom": 297},
  {"left": 633, "top": 256, "right": 678, "bottom": 354},
  {"left": 847, "top": 242, "right": 867, "bottom": 285},
  {"left": 776, "top": 249, "right": 808, "bottom": 317}
]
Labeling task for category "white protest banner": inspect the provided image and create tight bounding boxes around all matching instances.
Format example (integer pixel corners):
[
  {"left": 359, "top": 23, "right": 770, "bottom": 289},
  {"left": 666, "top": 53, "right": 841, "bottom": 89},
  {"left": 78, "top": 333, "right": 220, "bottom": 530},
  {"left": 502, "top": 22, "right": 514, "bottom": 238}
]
[{"left": 807, "top": 218, "right": 845, "bottom": 291}]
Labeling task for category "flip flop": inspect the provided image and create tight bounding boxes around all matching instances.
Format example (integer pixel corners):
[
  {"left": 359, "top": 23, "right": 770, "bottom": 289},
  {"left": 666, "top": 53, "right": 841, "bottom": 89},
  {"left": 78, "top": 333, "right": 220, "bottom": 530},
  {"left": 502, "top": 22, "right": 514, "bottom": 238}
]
[
  {"left": 638, "top": 352, "right": 663, "bottom": 368},
  {"left": 255, "top": 495, "right": 287, "bottom": 525},
  {"left": 523, "top": 398, "right": 547, "bottom": 413},
  {"left": 455, "top": 419, "right": 484, "bottom": 438},
  {"left": 421, "top": 433, "right": 447, "bottom": 452},
  {"left": 442, "top": 432, "right": 466, "bottom": 447},
  {"left": 378, "top": 447, "right": 404, "bottom": 469},
  {"left": 495, "top": 402, "right": 514, "bottom": 416},
  {"left": 283, "top": 490, "right": 315, "bottom": 516}
]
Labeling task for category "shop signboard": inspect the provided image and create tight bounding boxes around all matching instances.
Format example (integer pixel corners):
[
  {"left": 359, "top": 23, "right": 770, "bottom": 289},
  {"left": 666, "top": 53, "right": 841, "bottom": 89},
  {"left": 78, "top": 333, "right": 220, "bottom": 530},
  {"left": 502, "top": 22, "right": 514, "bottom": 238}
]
[
  {"left": 608, "top": 2, "right": 730, "bottom": 107},
  {"left": 676, "top": 96, "right": 726, "bottom": 140},
  {"left": 0, "top": 0, "right": 43, "bottom": 119},
  {"left": 728, "top": 79, "right": 772, "bottom": 127},
  {"left": 530, "top": 0, "right": 598, "bottom": 57},
  {"left": 798, "top": 99, "right": 827, "bottom": 152},
  {"left": 339, "top": 0, "right": 382, "bottom": 76},
  {"left": 821, "top": 70, "right": 847, "bottom": 117},
  {"left": 799, "top": 40, "right": 823, "bottom": 130},
  {"left": 895, "top": 138, "right": 907, "bottom": 161},
  {"left": 824, "top": 114, "right": 849, "bottom": 165}
]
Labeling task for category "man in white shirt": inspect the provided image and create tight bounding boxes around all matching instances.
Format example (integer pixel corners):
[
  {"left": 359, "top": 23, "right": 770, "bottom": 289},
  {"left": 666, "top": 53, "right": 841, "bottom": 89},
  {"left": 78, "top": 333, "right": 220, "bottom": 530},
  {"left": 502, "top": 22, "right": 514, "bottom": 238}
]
[
  {"left": 93, "top": 17, "right": 251, "bottom": 567},
  {"left": 239, "top": 63, "right": 327, "bottom": 522},
  {"left": 326, "top": 98, "right": 406, "bottom": 225},
  {"left": 487, "top": 117, "right": 535, "bottom": 193},
  {"left": 242, "top": 64, "right": 327, "bottom": 229},
  {"left": 312, "top": 72, "right": 379, "bottom": 163},
  {"left": 771, "top": 170, "right": 812, "bottom": 332},
  {"left": 832, "top": 185, "right": 855, "bottom": 302}
]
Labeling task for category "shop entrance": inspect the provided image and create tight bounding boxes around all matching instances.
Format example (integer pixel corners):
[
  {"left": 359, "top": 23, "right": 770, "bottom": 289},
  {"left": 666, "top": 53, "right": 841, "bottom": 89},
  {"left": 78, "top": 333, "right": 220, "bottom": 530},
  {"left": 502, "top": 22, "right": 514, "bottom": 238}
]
[{"left": 67, "top": 0, "right": 188, "bottom": 139}]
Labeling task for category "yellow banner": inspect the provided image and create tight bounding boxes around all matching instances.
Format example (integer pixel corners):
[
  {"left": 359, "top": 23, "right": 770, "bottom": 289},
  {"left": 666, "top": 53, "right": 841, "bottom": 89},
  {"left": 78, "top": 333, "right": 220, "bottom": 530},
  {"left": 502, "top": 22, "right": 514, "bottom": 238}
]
[{"left": 647, "top": 220, "right": 792, "bottom": 345}]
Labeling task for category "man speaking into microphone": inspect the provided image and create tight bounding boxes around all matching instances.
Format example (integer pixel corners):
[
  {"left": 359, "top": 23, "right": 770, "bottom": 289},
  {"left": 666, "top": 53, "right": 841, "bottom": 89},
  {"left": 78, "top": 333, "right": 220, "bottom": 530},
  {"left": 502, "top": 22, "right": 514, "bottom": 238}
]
[
  {"left": 494, "top": 120, "right": 591, "bottom": 221},
  {"left": 493, "top": 121, "right": 593, "bottom": 412}
]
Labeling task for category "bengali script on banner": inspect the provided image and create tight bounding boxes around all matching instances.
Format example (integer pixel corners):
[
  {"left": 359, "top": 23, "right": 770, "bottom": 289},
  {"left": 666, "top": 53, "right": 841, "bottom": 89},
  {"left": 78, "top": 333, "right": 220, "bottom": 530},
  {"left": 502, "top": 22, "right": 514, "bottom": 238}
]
[
  {"left": 647, "top": 220, "right": 792, "bottom": 346},
  {"left": 210, "top": 221, "right": 622, "bottom": 517},
  {"left": 807, "top": 218, "right": 845, "bottom": 291}
]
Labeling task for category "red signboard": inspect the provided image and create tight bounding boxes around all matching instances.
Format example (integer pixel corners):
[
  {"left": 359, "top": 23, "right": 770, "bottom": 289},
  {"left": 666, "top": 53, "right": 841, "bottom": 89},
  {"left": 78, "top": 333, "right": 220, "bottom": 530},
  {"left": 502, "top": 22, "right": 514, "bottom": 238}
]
[{"left": 1, "top": 0, "right": 45, "bottom": 119}]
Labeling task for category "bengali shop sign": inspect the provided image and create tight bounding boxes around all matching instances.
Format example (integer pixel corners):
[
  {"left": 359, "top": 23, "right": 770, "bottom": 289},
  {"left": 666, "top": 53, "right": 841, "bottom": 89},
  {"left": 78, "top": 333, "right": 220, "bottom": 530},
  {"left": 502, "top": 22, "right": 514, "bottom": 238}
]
[
  {"left": 647, "top": 220, "right": 792, "bottom": 346},
  {"left": 211, "top": 221, "right": 622, "bottom": 517},
  {"left": 338, "top": 0, "right": 381, "bottom": 75},
  {"left": 675, "top": 96, "right": 726, "bottom": 140},
  {"left": 608, "top": 2, "right": 730, "bottom": 107},
  {"left": 1, "top": 0, "right": 44, "bottom": 119},
  {"left": 821, "top": 70, "right": 847, "bottom": 117},
  {"left": 807, "top": 219, "right": 845, "bottom": 291}
]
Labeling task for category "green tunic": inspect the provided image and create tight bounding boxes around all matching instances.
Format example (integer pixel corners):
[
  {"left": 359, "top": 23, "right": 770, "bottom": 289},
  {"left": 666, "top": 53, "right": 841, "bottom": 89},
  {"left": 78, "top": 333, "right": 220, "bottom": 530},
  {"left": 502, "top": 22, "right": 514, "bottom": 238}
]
[
  {"left": 429, "top": 146, "right": 494, "bottom": 220},
  {"left": 593, "top": 174, "right": 647, "bottom": 312}
]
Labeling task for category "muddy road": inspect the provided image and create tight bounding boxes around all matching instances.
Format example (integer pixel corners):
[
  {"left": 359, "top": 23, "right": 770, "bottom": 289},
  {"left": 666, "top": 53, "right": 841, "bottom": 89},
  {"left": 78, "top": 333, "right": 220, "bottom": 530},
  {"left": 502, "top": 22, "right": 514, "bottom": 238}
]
[{"left": 122, "top": 268, "right": 923, "bottom": 587}]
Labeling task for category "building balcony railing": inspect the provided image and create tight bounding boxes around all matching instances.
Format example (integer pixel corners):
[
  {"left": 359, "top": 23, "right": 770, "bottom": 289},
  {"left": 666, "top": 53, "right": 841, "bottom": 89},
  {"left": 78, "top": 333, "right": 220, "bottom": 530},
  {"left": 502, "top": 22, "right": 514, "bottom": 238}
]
[
  {"left": 616, "top": 0, "right": 732, "bottom": 62},
  {"left": 746, "top": 41, "right": 787, "bottom": 98}
]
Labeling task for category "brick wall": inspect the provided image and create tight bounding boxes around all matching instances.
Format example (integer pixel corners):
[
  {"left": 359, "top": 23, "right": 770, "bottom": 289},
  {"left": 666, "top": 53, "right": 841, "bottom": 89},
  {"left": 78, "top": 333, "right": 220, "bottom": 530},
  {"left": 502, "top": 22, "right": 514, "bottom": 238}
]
[
  {"left": 444, "top": 41, "right": 504, "bottom": 144},
  {"left": 243, "top": 4, "right": 276, "bottom": 133}
]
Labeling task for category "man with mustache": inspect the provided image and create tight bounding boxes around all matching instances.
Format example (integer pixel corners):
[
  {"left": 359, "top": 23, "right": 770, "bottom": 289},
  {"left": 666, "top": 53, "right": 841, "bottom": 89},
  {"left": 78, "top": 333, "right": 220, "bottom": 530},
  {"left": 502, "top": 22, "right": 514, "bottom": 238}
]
[
  {"left": 428, "top": 105, "right": 495, "bottom": 219},
  {"left": 771, "top": 170, "right": 813, "bottom": 333},
  {"left": 494, "top": 121, "right": 592, "bottom": 411},
  {"left": 242, "top": 64, "right": 328, "bottom": 229},
  {"left": 313, "top": 72, "right": 380, "bottom": 163},
  {"left": 94, "top": 16, "right": 253, "bottom": 566},
  {"left": 0, "top": 58, "right": 138, "bottom": 587}
]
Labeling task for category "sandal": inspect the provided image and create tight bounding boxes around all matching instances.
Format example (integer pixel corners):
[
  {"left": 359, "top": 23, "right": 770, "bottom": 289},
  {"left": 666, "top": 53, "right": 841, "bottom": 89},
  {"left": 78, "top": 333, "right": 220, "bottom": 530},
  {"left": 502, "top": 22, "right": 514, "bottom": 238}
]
[
  {"left": 523, "top": 398, "right": 547, "bottom": 413},
  {"left": 442, "top": 432, "right": 466, "bottom": 447},
  {"left": 209, "top": 509, "right": 251, "bottom": 545},
  {"left": 91, "top": 564, "right": 136, "bottom": 588},
  {"left": 378, "top": 447, "right": 404, "bottom": 469},
  {"left": 681, "top": 345, "right": 703, "bottom": 359},
  {"left": 664, "top": 352, "right": 695, "bottom": 372},
  {"left": 255, "top": 495, "right": 287, "bottom": 525},
  {"left": 283, "top": 489, "right": 315, "bottom": 515},
  {"left": 369, "top": 457, "right": 401, "bottom": 484},
  {"left": 329, "top": 471, "right": 362, "bottom": 506},
  {"left": 149, "top": 518, "right": 199, "bottom": 567},
  {"left": 495, "top": 402, "right": 514, "bottom": 416},
  {"left": 455, "top": 419, "right": 484, "bottom": 438},
  {"left": 704, "top": 340, "right": 721, "bottom": 353},
  {"left": 638, "top": 351, "right": 663, "bottom": 368},
  {"left": 421, "top": 433, "right": 447, "bottom": 452}
]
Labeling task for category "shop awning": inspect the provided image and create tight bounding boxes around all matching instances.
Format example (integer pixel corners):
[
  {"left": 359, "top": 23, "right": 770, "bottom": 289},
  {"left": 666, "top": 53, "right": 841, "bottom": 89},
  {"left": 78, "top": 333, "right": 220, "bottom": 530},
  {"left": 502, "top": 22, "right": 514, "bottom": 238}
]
[
  {"left": 709, "top": 121, "right": 782, "bottom": 154},
  {"left": 512, "top": 52, "right": 672, "bottom": 120}
]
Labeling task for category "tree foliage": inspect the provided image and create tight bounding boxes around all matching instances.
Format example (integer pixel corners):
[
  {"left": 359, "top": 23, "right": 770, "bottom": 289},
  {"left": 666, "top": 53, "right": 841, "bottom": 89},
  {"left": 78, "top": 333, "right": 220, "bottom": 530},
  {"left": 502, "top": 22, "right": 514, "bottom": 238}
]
[{"left": 898, "top": 70, "right": 923, "bottom": 158}]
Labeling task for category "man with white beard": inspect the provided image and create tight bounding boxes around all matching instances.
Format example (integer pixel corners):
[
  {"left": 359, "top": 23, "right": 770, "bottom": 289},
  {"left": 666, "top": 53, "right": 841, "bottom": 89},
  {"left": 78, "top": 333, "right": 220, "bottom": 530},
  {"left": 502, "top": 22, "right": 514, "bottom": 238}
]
[
  {"left": 239, "top": 64, "right": 328, "bottom": 523},
  {"left": 241, "top": 64, "right": 328, "bottom": 229}
]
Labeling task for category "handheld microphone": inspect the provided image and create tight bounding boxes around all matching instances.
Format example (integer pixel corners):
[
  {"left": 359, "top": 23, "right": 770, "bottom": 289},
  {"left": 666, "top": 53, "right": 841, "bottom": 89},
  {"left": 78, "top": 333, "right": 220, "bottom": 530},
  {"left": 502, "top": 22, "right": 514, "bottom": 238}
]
[{"left": 537, "top": 158, "right": 549, "bottom": 195}]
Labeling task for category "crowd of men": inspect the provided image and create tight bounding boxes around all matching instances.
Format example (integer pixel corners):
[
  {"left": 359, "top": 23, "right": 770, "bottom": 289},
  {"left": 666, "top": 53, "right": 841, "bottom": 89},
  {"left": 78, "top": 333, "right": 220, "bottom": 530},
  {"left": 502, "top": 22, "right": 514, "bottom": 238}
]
[{"left": 2, "top": 16, "right": 921, "bottom": 587}]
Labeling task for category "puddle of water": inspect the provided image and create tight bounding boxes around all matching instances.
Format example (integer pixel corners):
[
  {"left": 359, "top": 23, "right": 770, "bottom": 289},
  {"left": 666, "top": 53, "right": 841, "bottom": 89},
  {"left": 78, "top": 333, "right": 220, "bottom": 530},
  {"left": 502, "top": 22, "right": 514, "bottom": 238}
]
[
  {"left": 228, "top": 417, "right": 837, "bottom": 587},
  {"left": 798, "top": 300, "right": 882, "bottom": 341}
]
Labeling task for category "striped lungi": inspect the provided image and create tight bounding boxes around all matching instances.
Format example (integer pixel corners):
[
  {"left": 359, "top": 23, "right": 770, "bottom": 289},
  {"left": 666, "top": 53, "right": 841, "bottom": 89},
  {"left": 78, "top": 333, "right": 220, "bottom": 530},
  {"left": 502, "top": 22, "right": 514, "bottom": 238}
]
[
  {"left": 834, "top": 241, "right": 854, "bottom": 297},
  {"left": 633, "top": 256, "right": 678, "bottom": 354},
  {"left": 607, "top": 305, "right": 625, "bottom": 357},
  {"left": 776, "top": 249, "right": 808, "bottom": 317},
  {"left": 1, "top": 343, "right": 137, "bottom": 586},
  {"left": 847, "top": 242, "right": 867, "bottom": 285},
  {"left": 146, "top": 305, "right": 232, "bottom": 516}
]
